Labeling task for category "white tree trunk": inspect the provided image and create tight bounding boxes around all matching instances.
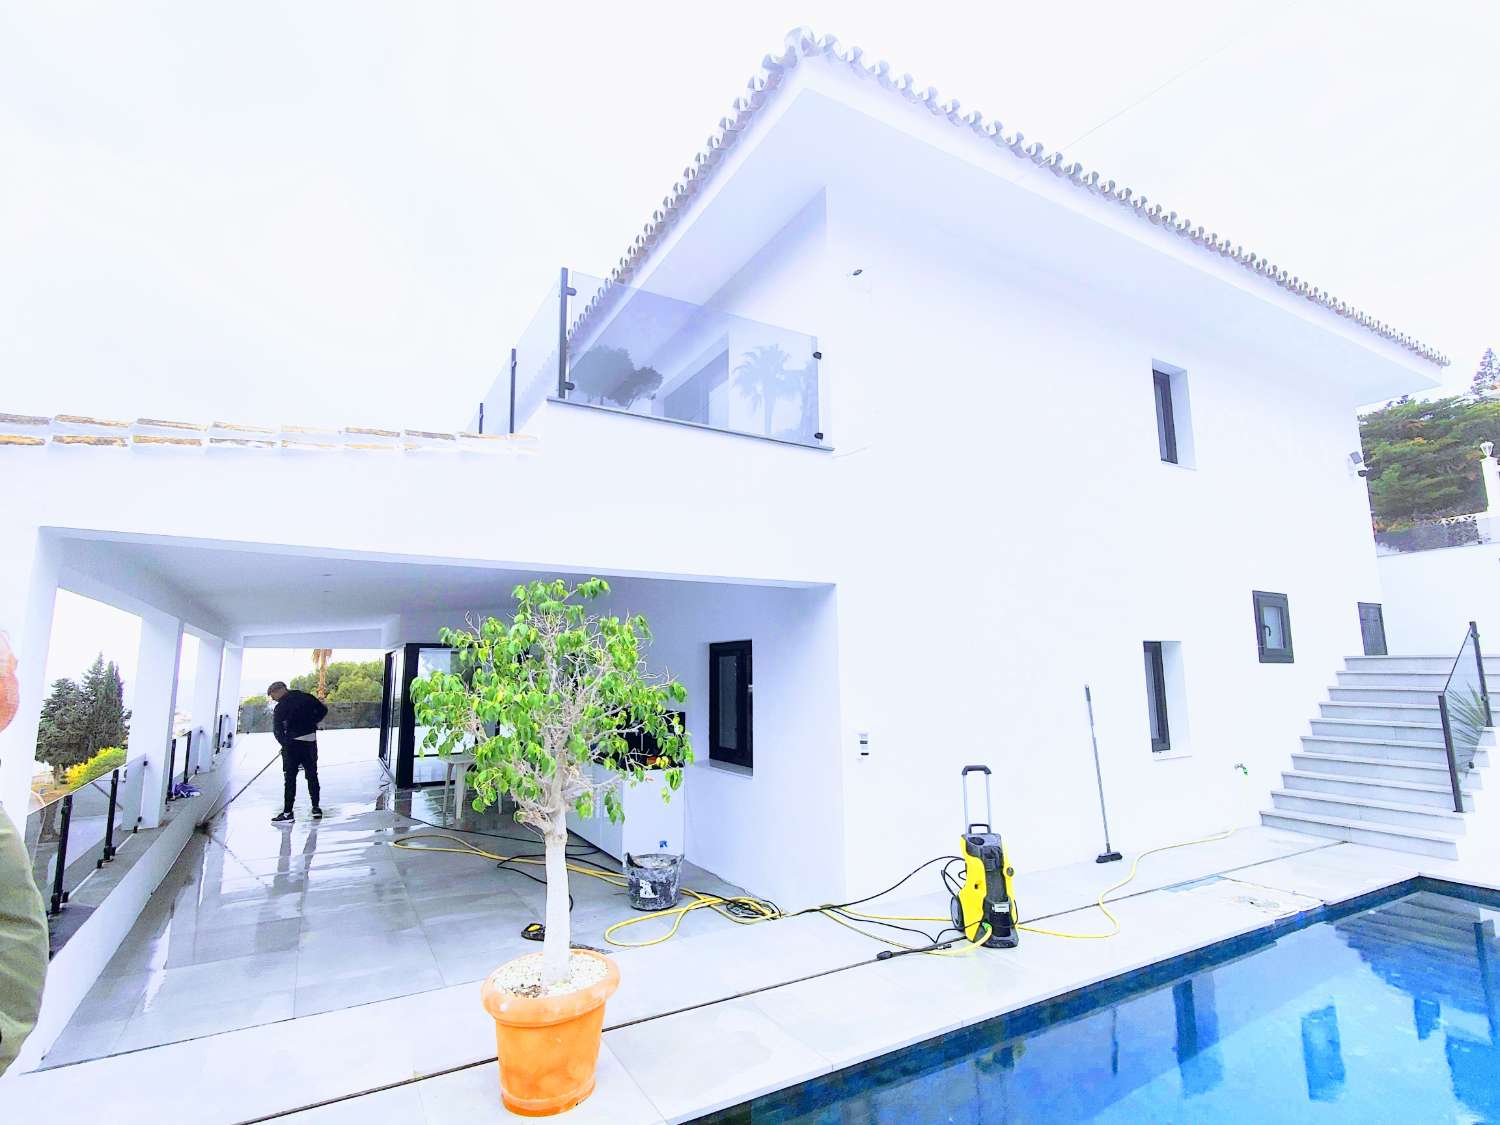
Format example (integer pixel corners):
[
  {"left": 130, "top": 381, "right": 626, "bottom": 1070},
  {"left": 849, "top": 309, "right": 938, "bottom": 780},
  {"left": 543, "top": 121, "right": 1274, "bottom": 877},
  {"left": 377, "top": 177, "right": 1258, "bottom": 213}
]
[{"left": 540, "top": 825, "right": 571, "bottom": 986}]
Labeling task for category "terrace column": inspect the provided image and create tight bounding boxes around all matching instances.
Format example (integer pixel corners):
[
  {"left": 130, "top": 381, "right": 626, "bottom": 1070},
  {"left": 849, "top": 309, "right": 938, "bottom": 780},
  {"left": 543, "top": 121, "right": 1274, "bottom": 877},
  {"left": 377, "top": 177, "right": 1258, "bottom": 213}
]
[
  {"left": 0, "top": 527, "right": 61, "bottom": 821},
  {"left": 189, "top": 634, "right": 225, "bottom": 774},
  {"left": 129, "top": 609, "right": 183, "bottom": 828},
  {"left": 218, "top": 642, "right": 244, "bottom": 753}
]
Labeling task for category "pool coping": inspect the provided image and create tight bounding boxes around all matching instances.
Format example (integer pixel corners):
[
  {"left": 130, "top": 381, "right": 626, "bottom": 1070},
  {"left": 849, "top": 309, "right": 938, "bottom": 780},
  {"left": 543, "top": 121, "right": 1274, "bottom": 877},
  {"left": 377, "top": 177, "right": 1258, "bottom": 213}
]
[{"left": 692, "top": 875, "right": 1500, "bottom": 1122}]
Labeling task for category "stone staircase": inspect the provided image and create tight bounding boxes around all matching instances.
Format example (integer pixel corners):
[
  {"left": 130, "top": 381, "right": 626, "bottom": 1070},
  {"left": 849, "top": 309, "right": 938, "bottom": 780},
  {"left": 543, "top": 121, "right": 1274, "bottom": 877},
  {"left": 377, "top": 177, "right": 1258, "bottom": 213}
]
[{"left": 1261, "top": 655, "right": 1497, "bottom": 859}]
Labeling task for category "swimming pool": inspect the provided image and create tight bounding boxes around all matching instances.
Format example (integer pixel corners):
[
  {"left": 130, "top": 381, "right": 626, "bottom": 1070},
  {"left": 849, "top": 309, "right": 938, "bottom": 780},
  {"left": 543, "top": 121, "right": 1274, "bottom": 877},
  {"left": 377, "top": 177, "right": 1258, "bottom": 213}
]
[{"left": 703, "top": 880, "right": 1500, "bottom": 1123}]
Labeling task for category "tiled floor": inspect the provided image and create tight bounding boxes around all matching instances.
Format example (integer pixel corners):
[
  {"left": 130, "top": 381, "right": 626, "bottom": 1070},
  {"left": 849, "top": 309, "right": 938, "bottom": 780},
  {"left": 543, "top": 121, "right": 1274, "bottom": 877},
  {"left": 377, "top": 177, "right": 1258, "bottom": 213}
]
[
  {"left": 42, "top": 730, "right": 748, "bottom": 1066},
  {"left": 16, "top": 783, "right": 1500, "bottom": 1125}
]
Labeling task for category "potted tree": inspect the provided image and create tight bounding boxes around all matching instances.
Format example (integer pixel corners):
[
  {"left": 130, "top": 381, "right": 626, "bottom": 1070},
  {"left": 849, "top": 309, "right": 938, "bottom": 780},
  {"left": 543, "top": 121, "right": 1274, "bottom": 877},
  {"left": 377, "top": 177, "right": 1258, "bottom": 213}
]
[{"left": 410, "top": 577, "right": 690, "bottom": 1116}]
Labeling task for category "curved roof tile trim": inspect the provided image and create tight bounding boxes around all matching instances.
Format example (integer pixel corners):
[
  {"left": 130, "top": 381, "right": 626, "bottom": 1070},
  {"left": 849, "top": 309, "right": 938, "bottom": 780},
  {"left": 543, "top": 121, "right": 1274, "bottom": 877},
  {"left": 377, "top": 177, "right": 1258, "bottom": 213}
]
[{"left": 584, "top": 27, "right": 1447, "bottom": 367}]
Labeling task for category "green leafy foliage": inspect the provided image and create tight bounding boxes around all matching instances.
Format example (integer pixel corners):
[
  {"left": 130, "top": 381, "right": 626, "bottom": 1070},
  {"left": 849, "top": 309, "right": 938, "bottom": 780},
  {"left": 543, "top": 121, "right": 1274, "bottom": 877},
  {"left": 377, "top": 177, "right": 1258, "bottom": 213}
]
[
  {"left": 1360, "top": 385, "right": 1500, "bottom": 530},
  {"left": 63, "top": 745, "right": 127, "bottom": 790},
  {"left": 410, "top": 578, "right": 692, "bottom": 831},
  {"left": 289, "top": 660, "right": 383, "bottom": 703}
]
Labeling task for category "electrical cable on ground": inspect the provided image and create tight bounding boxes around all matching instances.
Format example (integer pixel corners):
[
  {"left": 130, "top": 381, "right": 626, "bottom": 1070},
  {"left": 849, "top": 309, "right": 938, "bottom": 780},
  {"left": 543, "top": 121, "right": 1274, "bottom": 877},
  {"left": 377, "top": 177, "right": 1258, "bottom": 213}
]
[
  {"left": 392, "top": 834, "right": 990, "bottom": 956},
  {"left": 392, "top": 828, "right": 1241, "bottom": 952}
]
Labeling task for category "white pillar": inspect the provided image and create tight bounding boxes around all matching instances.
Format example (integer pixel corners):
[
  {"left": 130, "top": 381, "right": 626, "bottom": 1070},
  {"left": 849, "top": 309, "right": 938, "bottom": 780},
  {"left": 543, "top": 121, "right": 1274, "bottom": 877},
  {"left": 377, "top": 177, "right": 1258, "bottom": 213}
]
[
  {"left": 218, "top": 643, "right": 244, "bottom": 753},
  {"left": 0, "top": 527, "right": 60, "bottom": 821},
  {"left": 190, "top": 634, "right": 224, "bottom": 774},
  {"left": 129, "top": 610, "right": 183, "bottom": 828},
  {"left": 1481, "top": 442, "right": 1500, "bottom": 515}
]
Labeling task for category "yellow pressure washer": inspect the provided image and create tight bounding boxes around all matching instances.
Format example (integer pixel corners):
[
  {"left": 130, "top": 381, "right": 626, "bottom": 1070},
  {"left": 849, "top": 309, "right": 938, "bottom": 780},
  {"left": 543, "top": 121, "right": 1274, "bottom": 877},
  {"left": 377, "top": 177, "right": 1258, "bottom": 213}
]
[{"left": 952, "top": 765, "right": 1019, "bottom": 949}]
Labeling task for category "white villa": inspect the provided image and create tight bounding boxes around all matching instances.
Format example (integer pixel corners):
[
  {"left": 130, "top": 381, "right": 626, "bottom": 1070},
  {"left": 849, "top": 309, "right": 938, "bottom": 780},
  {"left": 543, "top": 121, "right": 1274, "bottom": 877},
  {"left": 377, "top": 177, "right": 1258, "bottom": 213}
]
[{"left": 1, "top": 28, "right": 1490, "bottom": 1121}]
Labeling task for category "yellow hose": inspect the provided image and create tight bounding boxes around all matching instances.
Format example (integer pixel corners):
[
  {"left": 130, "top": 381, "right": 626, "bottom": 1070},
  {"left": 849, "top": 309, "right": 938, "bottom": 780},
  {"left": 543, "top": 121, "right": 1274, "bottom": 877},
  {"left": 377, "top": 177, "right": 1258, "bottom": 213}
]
[
  {"left": 1015, "top": 828, "right": 1236, "bottom": 940},
  {"left": 392, "top": 826, "right": 1237, "bottom": 952}
]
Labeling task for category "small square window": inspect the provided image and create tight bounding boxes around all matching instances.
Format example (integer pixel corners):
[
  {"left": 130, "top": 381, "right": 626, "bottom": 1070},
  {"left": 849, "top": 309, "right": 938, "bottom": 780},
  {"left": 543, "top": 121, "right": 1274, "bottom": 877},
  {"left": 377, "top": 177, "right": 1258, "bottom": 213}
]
[{"left": 1253, "top": 591, "right": 1294, "bottom": 663}]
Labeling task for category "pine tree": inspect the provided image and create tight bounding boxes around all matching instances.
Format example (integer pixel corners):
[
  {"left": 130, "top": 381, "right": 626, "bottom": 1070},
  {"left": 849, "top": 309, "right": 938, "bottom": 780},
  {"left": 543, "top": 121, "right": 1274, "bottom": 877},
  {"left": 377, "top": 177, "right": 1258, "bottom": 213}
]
[
  {"left": 35, "top": 655, "right": 131, "bottom": 779},
  {"left": 1470, "top": 347, "right": 1499, "bottom": 399},
  {"left": 80, "top": 655, "right": 130, "bottom": 752},
  {"left": 36, "top": 677, "right": 88, "bottom": 775}
]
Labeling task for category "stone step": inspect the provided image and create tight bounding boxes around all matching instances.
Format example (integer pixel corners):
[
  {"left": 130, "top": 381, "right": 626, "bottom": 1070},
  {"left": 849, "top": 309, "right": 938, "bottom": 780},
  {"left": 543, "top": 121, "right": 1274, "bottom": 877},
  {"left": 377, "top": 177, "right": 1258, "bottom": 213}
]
[
  {"left": 1280, "top": 770, "right": 1474, "bottom": 811},
  {"left": 1268, "top": 790, "right": 1465, "bottom": 834},
  {"left": 1345, "top": 654, "right": 1500, "bottom": 675},
  {"left": 1258, "top": 809, "right": 1460, "bottom": 858},
  {"left": 1319, "top": 700, "right": 1441, "bottom": 723},
  {"left": 1290, "top": 751, "right": 1483, "bottom": 789},
  {"left": 1309, "top": 718, "right": 1446, "bottom": 745},
  {"left": 1329, "top": 686, "right": 1453, "bottom": 706},
  {"left": 1337, "top": 670, "right": 1461, "bottom": 690},
  {"left": 1300, "top": 736, "right": 1490, "bottom": 769}
]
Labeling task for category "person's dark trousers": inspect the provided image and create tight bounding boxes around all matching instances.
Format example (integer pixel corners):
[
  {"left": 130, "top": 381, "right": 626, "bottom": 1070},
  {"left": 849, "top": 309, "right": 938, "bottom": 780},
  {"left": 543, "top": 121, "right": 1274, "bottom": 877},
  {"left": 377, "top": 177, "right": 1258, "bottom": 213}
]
[{"left": 280, "top": 740, "right": 321, "bottom": 813}]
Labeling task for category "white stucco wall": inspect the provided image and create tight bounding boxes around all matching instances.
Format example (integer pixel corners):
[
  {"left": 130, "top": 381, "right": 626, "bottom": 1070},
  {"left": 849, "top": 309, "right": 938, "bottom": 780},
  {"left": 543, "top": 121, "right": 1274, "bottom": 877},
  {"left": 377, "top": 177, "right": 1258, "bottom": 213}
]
[
  {"left": 0, "top": 64, "right": 1444, "bottom": 914},
  {"left": 1378, "top": 542, "right": 1500, "bottom": 653}
]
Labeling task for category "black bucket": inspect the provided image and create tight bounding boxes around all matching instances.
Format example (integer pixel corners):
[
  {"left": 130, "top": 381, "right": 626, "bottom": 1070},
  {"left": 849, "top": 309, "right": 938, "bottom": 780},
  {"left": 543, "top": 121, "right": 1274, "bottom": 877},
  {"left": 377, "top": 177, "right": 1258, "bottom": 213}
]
[{"left": 625, "top": 852, "right": 683, "bottom": 911}]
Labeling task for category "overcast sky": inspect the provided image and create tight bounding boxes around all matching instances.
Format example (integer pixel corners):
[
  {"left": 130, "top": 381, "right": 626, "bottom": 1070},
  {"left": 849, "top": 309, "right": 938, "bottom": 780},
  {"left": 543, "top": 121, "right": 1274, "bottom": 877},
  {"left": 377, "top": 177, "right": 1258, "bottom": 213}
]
[{"left": 3, "top": 1, "right": 1496, "bottom": 434}]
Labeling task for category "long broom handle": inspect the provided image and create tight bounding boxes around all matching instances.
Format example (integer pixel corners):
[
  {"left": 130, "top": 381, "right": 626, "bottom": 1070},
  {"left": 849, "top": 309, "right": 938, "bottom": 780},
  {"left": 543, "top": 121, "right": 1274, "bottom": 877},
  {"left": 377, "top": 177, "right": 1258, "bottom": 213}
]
[{"left": 1085, "top": 684, "right": 1113, "bottom": 851}]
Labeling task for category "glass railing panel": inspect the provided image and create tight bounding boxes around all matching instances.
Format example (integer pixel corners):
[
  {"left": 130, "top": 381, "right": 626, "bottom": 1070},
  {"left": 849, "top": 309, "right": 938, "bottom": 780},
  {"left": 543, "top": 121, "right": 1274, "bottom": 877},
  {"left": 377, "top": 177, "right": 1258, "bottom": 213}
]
[
  {"left": 24, "top": 753, "right": 151, "bottom": 911},
  {"left": 564, "top": 270, "right": 823, "bottom": 446},
  {"left": 1441, "top": 626, "right": 1490, "bottom": 774},
  {"left": 112, "top": 756, "right": 147, "bottom": 852},
  {"left": 511, "top": 279, "right": 563, "bottom": 433}
]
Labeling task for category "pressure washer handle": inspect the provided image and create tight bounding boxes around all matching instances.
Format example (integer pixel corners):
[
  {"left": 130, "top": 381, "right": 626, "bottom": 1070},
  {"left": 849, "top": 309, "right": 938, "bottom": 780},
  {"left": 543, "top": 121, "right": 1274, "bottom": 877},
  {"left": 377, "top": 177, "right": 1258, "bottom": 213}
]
[{"left": 961, "top": 765, "right": 993, "bottom": 833}]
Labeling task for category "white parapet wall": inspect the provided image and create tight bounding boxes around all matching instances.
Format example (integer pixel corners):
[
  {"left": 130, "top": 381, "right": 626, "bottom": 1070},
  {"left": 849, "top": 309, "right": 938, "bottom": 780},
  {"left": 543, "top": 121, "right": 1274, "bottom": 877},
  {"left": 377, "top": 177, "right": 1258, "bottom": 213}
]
[
  {"left": 1377, "top": 541, "right": 1500, "bottom": 653},
  {"left": 8, "top": 741, "right": 239, "bottom": 1076}
]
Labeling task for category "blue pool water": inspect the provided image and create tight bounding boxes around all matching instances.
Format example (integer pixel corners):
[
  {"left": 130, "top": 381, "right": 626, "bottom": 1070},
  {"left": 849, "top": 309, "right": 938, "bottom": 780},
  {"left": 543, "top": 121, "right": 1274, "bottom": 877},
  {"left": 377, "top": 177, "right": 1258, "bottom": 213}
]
[{"left": 706, "top": 882, "right": 1500, "bottom": 1123}]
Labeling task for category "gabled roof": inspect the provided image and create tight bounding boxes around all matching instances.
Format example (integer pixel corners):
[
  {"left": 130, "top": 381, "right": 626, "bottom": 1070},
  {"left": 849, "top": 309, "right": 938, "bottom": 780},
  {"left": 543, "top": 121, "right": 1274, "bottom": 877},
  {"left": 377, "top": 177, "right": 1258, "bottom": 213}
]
[{"left": 594, "top": 27, "right": 1448, "bottom": 367}]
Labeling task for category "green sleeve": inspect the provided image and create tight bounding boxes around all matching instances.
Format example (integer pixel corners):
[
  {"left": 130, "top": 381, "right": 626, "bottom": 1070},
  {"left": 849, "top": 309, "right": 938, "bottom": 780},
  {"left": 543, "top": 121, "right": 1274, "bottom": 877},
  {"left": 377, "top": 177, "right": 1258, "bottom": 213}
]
[{"left": 0, "top": 805, "right": 48, "bottom": 1075}]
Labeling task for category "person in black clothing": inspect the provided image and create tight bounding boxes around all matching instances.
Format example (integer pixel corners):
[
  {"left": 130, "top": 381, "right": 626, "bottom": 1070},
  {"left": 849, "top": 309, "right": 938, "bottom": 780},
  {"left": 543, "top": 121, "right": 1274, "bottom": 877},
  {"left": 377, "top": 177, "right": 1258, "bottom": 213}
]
[{"left": 268, "top": 681, "right": 327, "bottom": 823}]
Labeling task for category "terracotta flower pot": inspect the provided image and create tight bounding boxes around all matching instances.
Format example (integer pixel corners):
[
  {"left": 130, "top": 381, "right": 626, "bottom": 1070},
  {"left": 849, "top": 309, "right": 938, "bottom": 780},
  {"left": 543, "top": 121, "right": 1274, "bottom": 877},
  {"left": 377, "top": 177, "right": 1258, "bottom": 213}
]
[
  {"left": 479, "top": 950, "right": 621, "bottom": 1117},
  {"left": 0, "top": 632, "right": 17, "bottom": 734}
]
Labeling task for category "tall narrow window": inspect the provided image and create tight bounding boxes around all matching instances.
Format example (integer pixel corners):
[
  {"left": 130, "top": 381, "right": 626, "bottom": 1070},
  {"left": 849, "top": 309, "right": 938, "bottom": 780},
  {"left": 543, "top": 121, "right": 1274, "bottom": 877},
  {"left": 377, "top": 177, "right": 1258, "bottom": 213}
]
[
  {"left": 1253, "top": 591, "right": 1294, "bottom": 663},
  {"left": 1153, "top": 369, "right": 1178, "bottom": 464},
  {"left": 709, "top": 640, "right": 753, "bottom": 770},
  {"left": 1358, "top": 602, "right": 1387, "bottom": 657},
  {"left": 1144, "top": 641, "right": 1171, "bottom": 753}
]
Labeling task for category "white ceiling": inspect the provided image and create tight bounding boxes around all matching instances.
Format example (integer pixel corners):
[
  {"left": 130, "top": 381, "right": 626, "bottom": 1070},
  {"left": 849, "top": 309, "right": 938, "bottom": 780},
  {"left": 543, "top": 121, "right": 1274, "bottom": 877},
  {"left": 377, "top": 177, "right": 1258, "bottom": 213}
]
[{"left": 55, "top": 534, "right": 695, "bottom": 638}]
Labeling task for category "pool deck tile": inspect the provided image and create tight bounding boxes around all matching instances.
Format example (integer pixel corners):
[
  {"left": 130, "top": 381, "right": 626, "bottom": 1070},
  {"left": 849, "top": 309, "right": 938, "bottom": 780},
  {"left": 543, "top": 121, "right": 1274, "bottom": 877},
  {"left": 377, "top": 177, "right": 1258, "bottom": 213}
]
[
  {"left": 6, "top": 828, "right": 1490, "bottom": 1124},
  {"left": 607, "top": 999, "right": 832, "bottom": 1124}
]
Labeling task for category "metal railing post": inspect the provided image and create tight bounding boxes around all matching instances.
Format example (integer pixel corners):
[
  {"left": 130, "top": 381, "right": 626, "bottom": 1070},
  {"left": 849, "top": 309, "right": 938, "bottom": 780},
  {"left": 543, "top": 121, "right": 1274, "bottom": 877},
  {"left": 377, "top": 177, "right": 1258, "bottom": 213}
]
[
  {"left": 508, "top": 347, "right": 518, "bottom": 434},
  {"left": 50, "top": 794, "right": 73, "bottom": 915},
  {"left": 1472, "top": 621, "right": 1492, "bottom": 726},
  {"left": 165, "top": 736, "right": 177, "bottom": 802},
  {"left": 1438, "top": 694, "right": 1466, "bottom": 813},
  {"left": 184, "top": 730, "right": 194, "bottom": 781},
  {"left": 101, "top": 767, "right": 121, "bottom": 865},
  {"left": 556, "top": 267, "right": 574, "bottom": 399}
]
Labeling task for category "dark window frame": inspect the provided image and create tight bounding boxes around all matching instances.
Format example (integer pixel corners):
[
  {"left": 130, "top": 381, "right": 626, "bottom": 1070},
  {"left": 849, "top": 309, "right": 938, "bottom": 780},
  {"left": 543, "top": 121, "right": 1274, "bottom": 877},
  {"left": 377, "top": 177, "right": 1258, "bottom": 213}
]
[
  {"left": 1144, "top": 641, "right": 1171, "bottom": 754},
  {"left": 708, "top": 640, "right": 753, "bottom": 770},
  {"left": 1153, "top": 368, "right": 1179, "bottom": 464},
  {"left": 1358, "top": 602, "right": 1387, "bottom": 657},
  {"left": 1253, "top": 591, "right": 1294, "bottom": 664}
]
